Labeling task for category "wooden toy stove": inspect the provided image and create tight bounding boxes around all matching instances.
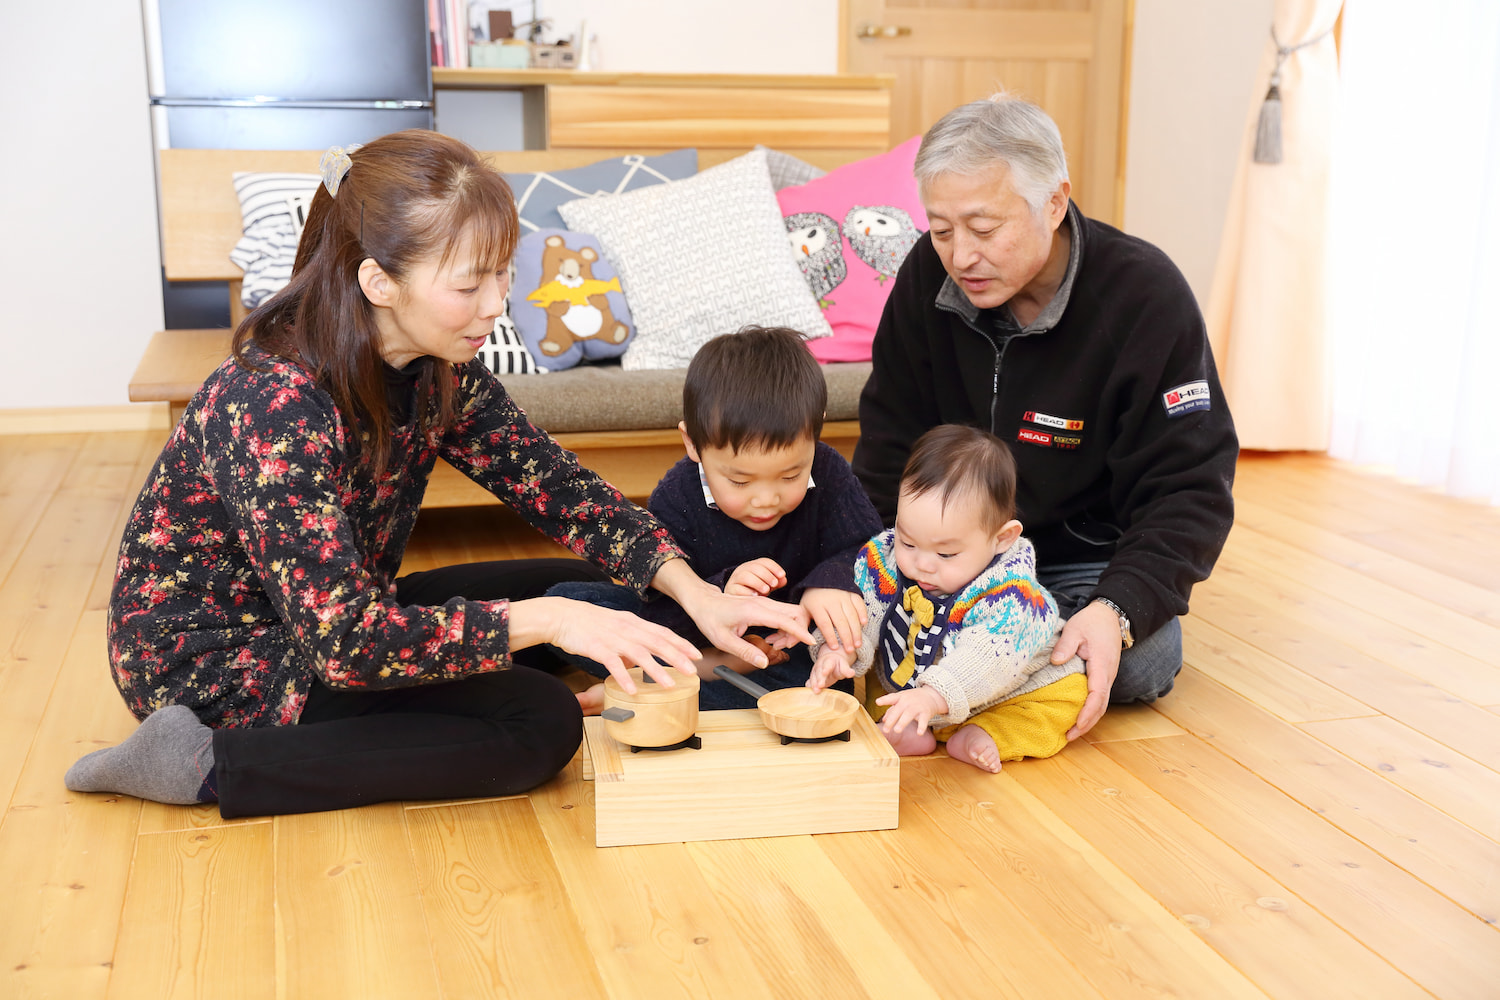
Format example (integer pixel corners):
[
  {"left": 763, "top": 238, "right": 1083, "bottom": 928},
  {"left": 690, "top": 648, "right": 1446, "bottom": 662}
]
[{"left": 581, "top": 706, "right": 900, "bottom": 848}]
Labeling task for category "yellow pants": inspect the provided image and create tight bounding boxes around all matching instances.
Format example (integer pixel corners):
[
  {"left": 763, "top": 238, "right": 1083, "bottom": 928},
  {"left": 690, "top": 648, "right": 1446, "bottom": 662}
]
[{"left": 866, "top": 672, "right": 1088, "bottom": 762}]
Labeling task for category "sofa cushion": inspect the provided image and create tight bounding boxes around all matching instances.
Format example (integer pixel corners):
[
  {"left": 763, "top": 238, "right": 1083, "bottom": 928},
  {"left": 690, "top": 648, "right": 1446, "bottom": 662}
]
[
  {"left": 503, "top": 149, "right": 698, "bottom": 233},
  {"left": 475, "top": 312, "right": 547, "bottom": 376},
  {"left": 777, "top": 136, "right": 927, "bottom": 363},
  {"left": 501, "top": 361, "right": 871, "bottom": 435},
  {"left": 511, "top": 229, "right": 633, "bottom": 369},
  {"left": 757, "top": 145, "right": 826, "bottom": 190},
  {"left": 228, "top": 171, "right": 322, "bottom": 309}
]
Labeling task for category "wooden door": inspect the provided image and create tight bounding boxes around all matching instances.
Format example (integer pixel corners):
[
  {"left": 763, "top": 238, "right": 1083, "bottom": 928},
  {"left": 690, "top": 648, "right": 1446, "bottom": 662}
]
[{"left": 841, "top": 0, "right": 1131, "bottom": 225}]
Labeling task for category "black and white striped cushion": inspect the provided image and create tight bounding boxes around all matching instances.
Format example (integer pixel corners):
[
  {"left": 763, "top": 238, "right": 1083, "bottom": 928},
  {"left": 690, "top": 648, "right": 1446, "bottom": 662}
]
[
  {"left": 475, "top": 312, "right": 547, "bottom": 376},
  {"left": 228, "top": 172, "right": 321, "bottom": 309}
]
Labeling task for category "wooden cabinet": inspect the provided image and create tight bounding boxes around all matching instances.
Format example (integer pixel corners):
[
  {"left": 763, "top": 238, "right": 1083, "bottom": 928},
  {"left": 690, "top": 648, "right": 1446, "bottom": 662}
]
[
  {"left": 842, "top": 0, "right": 1130, "bottom": 225},
  {"left": 431, "top": 69, "right": 894, "bottom": 170}
]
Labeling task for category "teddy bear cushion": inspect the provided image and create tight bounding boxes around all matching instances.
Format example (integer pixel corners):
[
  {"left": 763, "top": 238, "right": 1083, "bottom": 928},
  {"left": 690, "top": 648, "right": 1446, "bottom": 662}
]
[
  {"left": 776, "top": 136, "right": 927, "bottom": 363},
  {"left": 509, "top": 229, "right": 634, "bottom": 369}
]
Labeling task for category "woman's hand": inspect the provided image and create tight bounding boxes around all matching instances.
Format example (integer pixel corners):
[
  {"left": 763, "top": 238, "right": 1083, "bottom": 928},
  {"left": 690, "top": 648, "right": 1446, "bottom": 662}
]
[
  {"left": 650, "top": 558, "right": 814, "bottom": 669},
  {"left": 725, "top": 557, "right": 786, "bottom": 597},
  {"left": 508, "top": 596, "right": 699, "bottom": 695}
]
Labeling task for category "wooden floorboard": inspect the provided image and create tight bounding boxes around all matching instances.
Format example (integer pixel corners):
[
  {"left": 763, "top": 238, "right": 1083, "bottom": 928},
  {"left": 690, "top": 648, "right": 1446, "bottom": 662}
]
[
  {"left": 1156, "top": 668, "right": 1499, "bottom": 925},
  {"left": 3, "top": 434, "right": 1499, "bottom": 998}
]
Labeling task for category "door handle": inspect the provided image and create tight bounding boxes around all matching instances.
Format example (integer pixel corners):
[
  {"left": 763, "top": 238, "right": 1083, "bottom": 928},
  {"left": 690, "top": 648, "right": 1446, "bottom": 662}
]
[{"left": 856, "top": 23, "right": 912, "bottom": 39}]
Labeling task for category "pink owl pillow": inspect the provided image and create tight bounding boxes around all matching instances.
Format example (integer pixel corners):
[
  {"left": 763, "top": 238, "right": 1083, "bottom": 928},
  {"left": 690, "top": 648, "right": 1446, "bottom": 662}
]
[{"left": 776, "top": 136, "right": 926, "bottom": 363}]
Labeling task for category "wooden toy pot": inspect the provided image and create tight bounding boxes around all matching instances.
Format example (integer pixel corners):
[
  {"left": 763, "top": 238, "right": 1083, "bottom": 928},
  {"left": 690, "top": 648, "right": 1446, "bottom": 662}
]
[{"left": 600, "top": 667, "right": 700, "bottom": 748}]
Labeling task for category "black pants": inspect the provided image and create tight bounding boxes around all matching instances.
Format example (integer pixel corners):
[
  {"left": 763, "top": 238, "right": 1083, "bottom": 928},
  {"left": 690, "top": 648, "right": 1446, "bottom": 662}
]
[{"left": 213, "top": 558, "right": 609, "bottom": 818}]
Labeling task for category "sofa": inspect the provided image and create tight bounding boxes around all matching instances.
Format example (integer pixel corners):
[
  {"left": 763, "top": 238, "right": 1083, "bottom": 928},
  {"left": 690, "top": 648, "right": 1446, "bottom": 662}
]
[{"left": 132, "top": 81, "right": 915, "bottom": 503}]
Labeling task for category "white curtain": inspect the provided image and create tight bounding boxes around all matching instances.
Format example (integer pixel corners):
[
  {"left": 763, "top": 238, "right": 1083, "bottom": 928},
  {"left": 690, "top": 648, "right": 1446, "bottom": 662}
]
[
  {"left": 1206, "top": 0, "right": 1342, "bottom": 451},
  {"left": 1327, "top": 0, "right": 1500, "bottom": 505}
]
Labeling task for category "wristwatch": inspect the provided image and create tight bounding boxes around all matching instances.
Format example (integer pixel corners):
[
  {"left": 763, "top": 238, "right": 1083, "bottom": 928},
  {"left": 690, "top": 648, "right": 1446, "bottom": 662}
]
[{"left": 1092, "top": 597, "right": 1134, "bottom": 649}]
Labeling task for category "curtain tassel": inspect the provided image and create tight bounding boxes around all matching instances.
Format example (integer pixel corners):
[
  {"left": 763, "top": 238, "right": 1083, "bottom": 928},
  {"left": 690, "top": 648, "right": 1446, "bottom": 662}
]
[
  {"left": 1253, "top": 78, "right": 1283, "bottom": 164},
  {"left": 1251, "top": 22, "right": 1334, "bottom": 166}
]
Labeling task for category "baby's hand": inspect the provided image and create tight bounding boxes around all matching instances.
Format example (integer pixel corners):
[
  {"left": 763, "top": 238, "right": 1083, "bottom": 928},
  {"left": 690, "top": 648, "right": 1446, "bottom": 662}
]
[
  {"left": 801, "top": 587, "right": 868, "bottom": 652},
  {"left": 875, "top": 686, "right": 949, "bottom": 736},
  {"left": 725, "top": 557, "right": 787, "bottom": 597},
  {"left": 808, "top": 647, "right": 856, "bottom": 693}
]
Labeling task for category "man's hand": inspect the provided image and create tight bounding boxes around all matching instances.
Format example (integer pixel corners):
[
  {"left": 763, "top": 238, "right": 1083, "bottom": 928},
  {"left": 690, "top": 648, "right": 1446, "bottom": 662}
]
[
  {"left": 1053, "top": 600, "right": 1123, "bottom": 741},
  {"left": 808, "top": 647, "right": 857, "bottom": 692},
  {"left": 725, "top": 557, "right": 786, "bottom": 597},
  {"left": 801, "top": 587, "right": 868, "bottom": 653},
  {"left": 874, "top": 685, "right": 949, "bottom": 736}
]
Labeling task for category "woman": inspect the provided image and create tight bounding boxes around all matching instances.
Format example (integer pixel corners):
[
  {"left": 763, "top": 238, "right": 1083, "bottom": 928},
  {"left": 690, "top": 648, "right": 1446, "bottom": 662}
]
[{"left": 66, "top": 131, "right": 810, "bottom": 818}]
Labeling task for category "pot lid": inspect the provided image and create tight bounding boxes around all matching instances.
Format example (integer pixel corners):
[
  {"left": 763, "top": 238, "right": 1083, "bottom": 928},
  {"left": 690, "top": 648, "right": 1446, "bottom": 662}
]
[{"left": 602, "top": 666, "right": 700, "bottom": 704}]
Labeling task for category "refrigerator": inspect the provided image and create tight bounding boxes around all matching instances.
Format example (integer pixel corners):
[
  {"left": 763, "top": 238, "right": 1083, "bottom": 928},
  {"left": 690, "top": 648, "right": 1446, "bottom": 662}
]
[
  {"left": 145, "top": 0, "right": 434, "bottom": 150},
  {"left": 143, "top": 0, "right": 435, "bottom": 325}
]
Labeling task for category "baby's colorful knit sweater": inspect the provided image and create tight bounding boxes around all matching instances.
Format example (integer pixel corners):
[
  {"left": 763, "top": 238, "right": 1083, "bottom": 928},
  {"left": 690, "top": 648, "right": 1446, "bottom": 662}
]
[{"left": 819, "top": 531, "right": 1083, "bottom": 727}]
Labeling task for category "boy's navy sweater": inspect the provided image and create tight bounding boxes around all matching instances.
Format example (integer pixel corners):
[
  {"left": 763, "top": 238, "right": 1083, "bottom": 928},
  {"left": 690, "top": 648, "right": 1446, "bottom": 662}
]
[{"left": 643, "top": 442, "right": 883, "bottom": 648}]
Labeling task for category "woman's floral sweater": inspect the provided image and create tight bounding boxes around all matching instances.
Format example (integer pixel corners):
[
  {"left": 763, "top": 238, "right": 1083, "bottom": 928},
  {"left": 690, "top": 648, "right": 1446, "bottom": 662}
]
[{"left": 107, "top": 344, "right": 684, "bottom": 728}]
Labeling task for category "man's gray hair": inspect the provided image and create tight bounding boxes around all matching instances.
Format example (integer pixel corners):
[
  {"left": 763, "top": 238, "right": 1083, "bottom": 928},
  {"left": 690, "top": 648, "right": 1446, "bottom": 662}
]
[{"left": 914, "top": 94, "right": 1069, "bottom": 214}]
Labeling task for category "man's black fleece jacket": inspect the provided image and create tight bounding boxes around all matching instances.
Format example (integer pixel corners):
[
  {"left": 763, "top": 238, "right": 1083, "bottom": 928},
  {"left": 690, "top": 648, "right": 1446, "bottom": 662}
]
[{"left": 852, "top": 205, "right": 1238, "bottom": 640}]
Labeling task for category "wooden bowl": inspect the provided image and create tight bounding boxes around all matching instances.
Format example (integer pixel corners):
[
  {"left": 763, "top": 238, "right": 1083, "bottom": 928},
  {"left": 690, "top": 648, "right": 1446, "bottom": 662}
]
[
  {"left": 601, "top": 668, "right": 700, "bottom": 748},
  {"left": 753, "top": 686, "right": 861, "bottom": 740},
  {"left": 710, "top": 665, "right": 861, "bottom": 739}
]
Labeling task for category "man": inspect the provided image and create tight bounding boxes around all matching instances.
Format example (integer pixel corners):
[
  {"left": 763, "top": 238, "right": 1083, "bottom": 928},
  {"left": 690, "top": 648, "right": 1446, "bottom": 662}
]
[{"left": 853, "top": 94, "right": 1237, "bottom": 740}]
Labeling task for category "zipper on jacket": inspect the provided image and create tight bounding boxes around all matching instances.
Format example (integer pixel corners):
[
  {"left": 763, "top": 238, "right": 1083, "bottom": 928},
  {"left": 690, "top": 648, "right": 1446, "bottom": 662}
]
[
  {"left": 974, "top": 326, "right": 1008, "bottom": 435},
  {"left": 946, "top": 298, "right": 1030, "bottom": 437}
]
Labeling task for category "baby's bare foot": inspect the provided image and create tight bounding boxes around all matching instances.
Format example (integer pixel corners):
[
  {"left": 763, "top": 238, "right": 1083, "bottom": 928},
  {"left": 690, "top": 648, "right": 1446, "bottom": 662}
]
[
  {"left": 577, "top": 682, "right": 605, "bottom": 716},
  {"left": 881, "top": 722, "right": 937, "bottom": 757},
  {"left": 944, "top": 724, "right": 1002, "bottom": 773}
]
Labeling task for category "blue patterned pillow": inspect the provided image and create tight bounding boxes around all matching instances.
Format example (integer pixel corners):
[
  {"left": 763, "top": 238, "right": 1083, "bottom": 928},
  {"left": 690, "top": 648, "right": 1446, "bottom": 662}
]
[{"left": 503, "top": 150, "right": 698, "bottom": 233}]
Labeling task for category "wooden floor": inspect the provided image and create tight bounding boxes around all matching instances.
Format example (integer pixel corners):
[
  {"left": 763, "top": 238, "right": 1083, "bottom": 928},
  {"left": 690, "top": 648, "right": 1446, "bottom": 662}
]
[{"left": 2, "top": 431, "right": 1498, "bottom": 999}]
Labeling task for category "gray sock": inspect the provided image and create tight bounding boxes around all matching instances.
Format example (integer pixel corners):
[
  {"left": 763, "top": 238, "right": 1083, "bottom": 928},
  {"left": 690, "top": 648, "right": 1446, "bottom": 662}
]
[{"left": 65, "top": 704, "right": 215, "bottom": 805}]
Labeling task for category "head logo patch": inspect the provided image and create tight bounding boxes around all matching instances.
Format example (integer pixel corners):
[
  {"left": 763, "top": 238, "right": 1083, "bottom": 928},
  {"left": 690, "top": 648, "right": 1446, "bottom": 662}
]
[
  {"left": 1022, "top": 410, "right": 1084, "bottom": 431},
  {"left": 1017, "top": 427, "right": 1080, "bottom": 450},
  {"left": 1162, "top": 381, "right": 1211, "bottom": 418}
]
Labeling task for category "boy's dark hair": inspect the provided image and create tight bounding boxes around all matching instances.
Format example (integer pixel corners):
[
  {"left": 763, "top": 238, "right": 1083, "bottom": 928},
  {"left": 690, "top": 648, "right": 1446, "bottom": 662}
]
[
  {"left": 900, "top": 424, "right": 1018, "bottom": 532},
  {"left": 682, "top": 326, "right": 826, "bottom": 453}
]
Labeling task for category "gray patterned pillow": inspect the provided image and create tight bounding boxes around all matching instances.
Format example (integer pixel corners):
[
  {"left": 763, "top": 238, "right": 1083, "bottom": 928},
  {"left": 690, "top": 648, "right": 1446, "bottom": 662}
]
[
  {"left": 756, "top": 145, "right": 827, "bottom": 190},
  {"left": 556, "top": 149, "right": 832, "bottom": 371}
]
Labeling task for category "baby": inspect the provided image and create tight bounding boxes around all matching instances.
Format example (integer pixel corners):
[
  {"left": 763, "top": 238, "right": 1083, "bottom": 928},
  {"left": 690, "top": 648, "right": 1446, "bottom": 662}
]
[{"left": 809, "top": 425, "right": 1086, "bottom": 771}]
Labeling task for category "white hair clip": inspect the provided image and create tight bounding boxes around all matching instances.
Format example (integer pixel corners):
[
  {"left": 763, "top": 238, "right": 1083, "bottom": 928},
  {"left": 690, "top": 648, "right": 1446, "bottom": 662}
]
[{"left": 318, "top": 143, "right": 362, "bottom": 198}]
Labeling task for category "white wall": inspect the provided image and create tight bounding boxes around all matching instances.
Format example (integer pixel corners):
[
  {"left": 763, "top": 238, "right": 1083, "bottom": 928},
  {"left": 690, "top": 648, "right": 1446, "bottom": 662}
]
[
  {"left": 0, "top": 0, "right": 1261, "bottom": 413},
  {"left": 1123, "top": 0, "right": 1274, "bottom": 304},
  {"left": 0, "top": 0, "right": 163, "bottom": 411},
  {"left": 485, "top": 0, "right": 841, "bottom": 74}
]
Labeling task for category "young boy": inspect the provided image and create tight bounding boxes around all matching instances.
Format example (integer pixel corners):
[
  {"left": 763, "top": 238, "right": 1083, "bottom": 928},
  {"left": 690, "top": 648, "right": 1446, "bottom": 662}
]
[
  {"left": 809, "top": 425, "right": 1086, "bottom": 772},
  {"left": 556, "top": 325, "right": 884, "bottom": 710}
]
